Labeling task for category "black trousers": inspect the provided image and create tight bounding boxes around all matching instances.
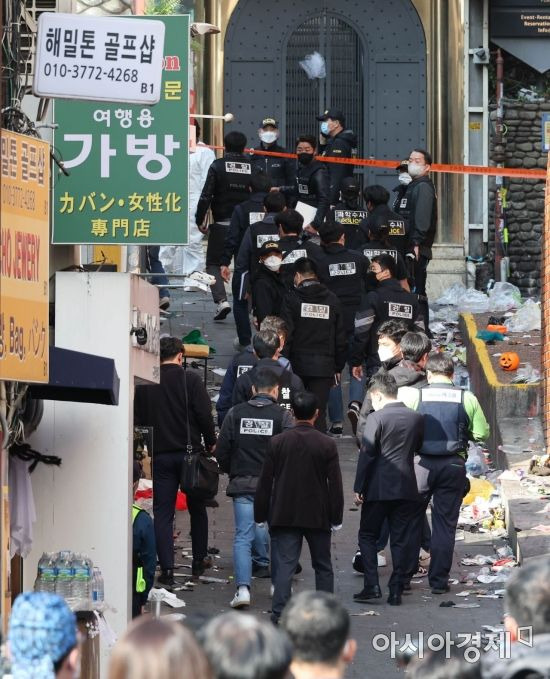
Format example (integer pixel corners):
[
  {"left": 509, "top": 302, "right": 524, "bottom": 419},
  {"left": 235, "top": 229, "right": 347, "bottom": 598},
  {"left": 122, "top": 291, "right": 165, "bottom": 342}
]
[
  {"left": 358, "top": 499, "right": 419, "bottom": 591},
  {"left": 301, "top": 376, "right": 333, "bottom": 432},
  {"left": 407, "top": 455, "right": 466, "bottom": 589},
  {"left": 271, "top": 527, "right": 333, "bottom": 620},
  {"left": 152, "top": 451, "right": 208, "bottom": 569},
  {"left": 413, "top": 255, "right": 430, "bottom": 336},
  {"left": 206, "top": 222, "right": 228, "bottom": 304}
]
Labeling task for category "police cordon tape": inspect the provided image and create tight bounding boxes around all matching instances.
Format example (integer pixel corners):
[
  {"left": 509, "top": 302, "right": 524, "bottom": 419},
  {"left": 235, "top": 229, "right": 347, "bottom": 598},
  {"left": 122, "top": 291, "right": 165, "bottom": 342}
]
[{"left": 206, "top": 145, "right": 548, "bottom": 180}]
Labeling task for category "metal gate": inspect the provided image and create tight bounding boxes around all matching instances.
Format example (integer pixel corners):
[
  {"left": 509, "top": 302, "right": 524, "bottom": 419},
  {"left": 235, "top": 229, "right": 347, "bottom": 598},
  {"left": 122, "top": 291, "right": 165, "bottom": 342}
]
[{"left": 285, "top": 12, "right": 365, "bottom": 167}]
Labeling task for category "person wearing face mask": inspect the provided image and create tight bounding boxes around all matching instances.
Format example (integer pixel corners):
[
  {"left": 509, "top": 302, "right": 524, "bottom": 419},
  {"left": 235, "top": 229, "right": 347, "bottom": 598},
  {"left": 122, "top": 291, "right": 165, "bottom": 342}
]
[
  {"left": 350, "top": 254, "right": 424, "bottom": 384},
  {"left": 275, "top": 209, "right": 322, "bottom": 290},
  {"left": 317, "top": 109, "right": 358, "bottom": 206},
  {"left": 395, "top": 149, "right": 437, "bottom": 332},
  {"left": 252, "top": 117, "right": 296, "bottom": 188},
  {"left": 251, "top": 241, "right": 287, "bottom": 326},
  {"left": 330, "top": 177, "right": 368, "bottom": 251},
  {"left": 281, "top": 135, "right": 330, "bottom": 236},
  {"left": 392, "top": 159, "right": 412, "bottom": 212},
  {"left": 359, "top": 184, "right": 409, "bottom": 260},
  {"left": 353, "top": 373, "right": 424, "bottom": 606},
  {"left": 361, "top": 222, "right": 410, "bottom": 293}
]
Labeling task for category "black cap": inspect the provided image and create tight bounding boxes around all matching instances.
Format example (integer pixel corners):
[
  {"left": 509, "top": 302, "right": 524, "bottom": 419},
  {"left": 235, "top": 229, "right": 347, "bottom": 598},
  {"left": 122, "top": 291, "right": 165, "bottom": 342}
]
[
  {"left": 260, "top": 117, "right": 278, "bottom": 128},
  {"left": 259, "top": 241, "right": 281, "bottom": 256},
  {"left": 341, "top": 177, "right": 359, "bottom": 192},
  {"left": 317, "top": 109, "right": 345, "bottom": 125},
  {"left": 396, "top": 159, "right": 409, "bottom": 171}
]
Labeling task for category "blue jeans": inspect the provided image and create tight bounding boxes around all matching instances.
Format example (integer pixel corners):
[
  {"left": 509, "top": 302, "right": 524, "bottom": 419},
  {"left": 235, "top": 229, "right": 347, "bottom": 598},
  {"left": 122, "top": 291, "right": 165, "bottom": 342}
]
[
  {"left": 328, "top": 334, "right": 366, "bottom": 424},
  {"left": 232, "top": 495, "right": 269, "bottom": 587},
  {"left": 146, "top": 246, "right": 170, "bottom": 300}
]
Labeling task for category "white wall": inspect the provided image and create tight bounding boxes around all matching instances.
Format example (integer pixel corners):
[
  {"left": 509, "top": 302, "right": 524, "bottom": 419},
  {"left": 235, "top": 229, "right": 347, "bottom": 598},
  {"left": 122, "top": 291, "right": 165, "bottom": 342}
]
[{"left": 26, "top": 272, "right": 159, "bottom": 673}]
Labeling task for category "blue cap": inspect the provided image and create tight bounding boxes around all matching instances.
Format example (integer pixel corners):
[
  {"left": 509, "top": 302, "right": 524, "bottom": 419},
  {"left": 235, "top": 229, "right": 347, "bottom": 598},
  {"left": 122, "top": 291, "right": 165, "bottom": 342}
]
[{"left": 8, "top": 592, "right": 77, "bottom": 679}]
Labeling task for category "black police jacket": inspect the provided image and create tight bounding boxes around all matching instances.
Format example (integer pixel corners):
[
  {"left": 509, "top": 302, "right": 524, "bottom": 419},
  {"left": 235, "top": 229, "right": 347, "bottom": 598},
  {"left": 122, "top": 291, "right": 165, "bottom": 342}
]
[
  {"left": 195, "top": 152, "right": 256, "bottom": 224},
  {"left": 220, "top": 192, "right": 268, "bottom": 267},
  {"left": 331, "top": 200, "right": 368, "bottom": 251},
  {"left": 251, "top": 266, "right": 287, "bottom": 324},
  {"left": 280, "top": 280, "right": 347, "bottom": 378},
  {"left": 359, "top": 203, "right": 409, "bottom": 257},
  {"left": 278, "top": 236, "right": 322, "bottom": 289},
  {"left": 251, "top": 143, "right": 295, "bottom": 187},
  {"left": 232, "top": 357, "right": 304, "bottom": 411},
  {"left": 395, "top": 175, "right": 437, "bottom": 259},
  {"left": 319, "top": 129, "right": 358, "bottom": 204},
  {"left": 315, "top": 242, "right": 370, "bottom": 334},
  {"left": 360, "top": 239, "right": 408, "bottom": 287},
  {"left": 351, "top": 278, "right": 424, "bottom": 366},
  {"left": 283, "top": 160, "right": 330, "bottom": 230}
]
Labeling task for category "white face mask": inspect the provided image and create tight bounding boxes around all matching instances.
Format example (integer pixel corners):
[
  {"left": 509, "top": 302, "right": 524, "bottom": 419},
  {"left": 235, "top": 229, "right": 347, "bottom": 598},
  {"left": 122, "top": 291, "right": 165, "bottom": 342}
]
[
  {"left": 407, "top": 163, "right": 424, "bottom": 178},
  {"left": 378, "top": 345, "right": 396, "bottom": 363},
  {"left": 259, "top": 131, "right": 278, "bottom": 144},
  {"left": 264, "top": 256, "right": 281, "bottom": 272},
  {"left": 398, "top": 172, "right": 412, "bottom": 185}
]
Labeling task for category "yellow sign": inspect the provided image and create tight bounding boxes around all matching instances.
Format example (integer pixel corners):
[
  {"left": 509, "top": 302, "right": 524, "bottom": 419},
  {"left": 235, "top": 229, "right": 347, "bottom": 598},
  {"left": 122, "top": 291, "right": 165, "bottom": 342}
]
[
  {"left": 469, "top": 121, "right": 482, "bottom": 131},
  {"left": 0, "top": 129, "right": 50, "bottom": 382}
]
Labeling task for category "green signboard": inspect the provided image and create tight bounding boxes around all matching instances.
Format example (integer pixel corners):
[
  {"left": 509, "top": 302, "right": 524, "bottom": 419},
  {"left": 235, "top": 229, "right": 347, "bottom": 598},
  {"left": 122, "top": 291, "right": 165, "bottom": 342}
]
[{"left": 53, "top": 15, "right": 189, "bottom": 244}]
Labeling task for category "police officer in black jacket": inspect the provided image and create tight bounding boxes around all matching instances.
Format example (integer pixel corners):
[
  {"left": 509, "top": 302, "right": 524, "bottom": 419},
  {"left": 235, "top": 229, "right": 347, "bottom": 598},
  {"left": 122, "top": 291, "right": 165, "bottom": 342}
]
[
  {"left": 394, "top": 149, "right": 437, "bottom": 329},
  {"left": 251, "top": 241, "right": 286, "bottom": 325},
  {"left": 315, "top": 222, "right": 370, "bottom": 435},
  {"left": 331, "top": 177, "right": 368, "bottom": 251},
  {"left": 280, "top": 257, "right": 347, "bottom": 432},
  {"left": 276, "top": 210, "right": 322, "bottom": 289},
  {"left": 251, "top": 117, "right": 295, "bottom": 188},
  {"left": 360, "top": 185, "right": 409, "bottom": 259},
  {"left": 351, "top": 254, "right": 424, "bottom": 381},
  {"left": 360, "top": 223, "right": 410, "bottom": 292},
  {"left": 196, "top": 131, "right": 257, "bottom": 320},
  {"left": 281, "top": 135, "right": 330, "bottom": 236},
  {"left": 317, "top": 109, "right": 358, "bottom": 206}
]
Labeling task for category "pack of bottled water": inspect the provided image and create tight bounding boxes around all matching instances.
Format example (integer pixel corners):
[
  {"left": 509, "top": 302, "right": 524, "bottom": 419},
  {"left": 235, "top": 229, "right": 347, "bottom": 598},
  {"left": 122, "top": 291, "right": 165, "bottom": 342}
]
[{"left": 34, "top": 551, "right": 104, "bottom": 607}]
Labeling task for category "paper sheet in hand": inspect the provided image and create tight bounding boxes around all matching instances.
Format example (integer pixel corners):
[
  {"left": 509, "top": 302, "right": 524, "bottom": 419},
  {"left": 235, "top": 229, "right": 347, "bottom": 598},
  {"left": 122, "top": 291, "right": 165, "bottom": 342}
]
[{"left": 295, "top": 201, "right": 317, "bottom": 227}]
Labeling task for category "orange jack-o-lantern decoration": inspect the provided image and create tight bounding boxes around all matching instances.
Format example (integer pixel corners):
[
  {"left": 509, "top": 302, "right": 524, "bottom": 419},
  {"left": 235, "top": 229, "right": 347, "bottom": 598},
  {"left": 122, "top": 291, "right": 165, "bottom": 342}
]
[{"left": 499, "top": 352, "right": 520, "bottom": 372}]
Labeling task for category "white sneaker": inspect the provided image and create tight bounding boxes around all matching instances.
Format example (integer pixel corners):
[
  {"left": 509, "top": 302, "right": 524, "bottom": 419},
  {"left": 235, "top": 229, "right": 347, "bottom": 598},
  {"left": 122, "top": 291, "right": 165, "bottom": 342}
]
[
  {"left": 214, "top": 300, "right": 231, "bottom": 321},
  {"left": 189, "top": 271, "right": 216, "bottom": 286},
  {"left": 377, "top": 551, "right": 387, "bottom": 567},
  {"left": 230, "top": 586, "right": 250, "bottom": 608}
]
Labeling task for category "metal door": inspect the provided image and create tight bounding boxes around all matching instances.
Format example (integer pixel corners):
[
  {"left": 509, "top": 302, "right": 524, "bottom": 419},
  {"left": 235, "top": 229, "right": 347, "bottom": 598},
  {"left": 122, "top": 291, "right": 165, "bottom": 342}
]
[{"left": 285, "top": 11, "right": 365, "bottom": 168}]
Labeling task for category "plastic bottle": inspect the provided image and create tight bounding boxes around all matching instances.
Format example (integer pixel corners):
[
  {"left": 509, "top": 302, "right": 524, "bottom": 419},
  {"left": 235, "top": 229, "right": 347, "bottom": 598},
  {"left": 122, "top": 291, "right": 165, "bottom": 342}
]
[
  {"left": 92, "top": 567, "right": 104, "bottom": 603},
  {"left": 40, "top": 552, "right": 58, "bottom": 593},
  {"left": 55, "top": 551, "right": 74, "bottom": 601},
  {"left": 72, "top": 554, "right": 92, "bottom": 602},
  {"left": 34, "top": 553, "right": 51, "bottom": 593}
]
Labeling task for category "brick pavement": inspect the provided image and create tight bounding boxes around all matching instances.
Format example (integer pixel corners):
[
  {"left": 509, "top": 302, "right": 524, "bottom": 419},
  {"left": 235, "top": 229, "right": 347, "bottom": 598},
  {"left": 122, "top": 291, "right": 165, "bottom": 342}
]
[{"left": 156, "top": 287, "right": 505, "bottom": 677}]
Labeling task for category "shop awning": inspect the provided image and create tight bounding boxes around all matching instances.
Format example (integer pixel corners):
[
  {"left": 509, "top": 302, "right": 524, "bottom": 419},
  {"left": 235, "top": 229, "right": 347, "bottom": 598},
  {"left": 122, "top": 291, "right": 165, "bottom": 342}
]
[{"left": 28, "top": 347, "right": 120, "bottom": 405}]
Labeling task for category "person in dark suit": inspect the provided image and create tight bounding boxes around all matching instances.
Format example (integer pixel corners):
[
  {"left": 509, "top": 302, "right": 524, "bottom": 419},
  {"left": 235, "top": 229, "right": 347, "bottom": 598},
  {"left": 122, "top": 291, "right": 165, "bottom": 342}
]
[
  {"left": 255, "top": 390, "right": 344, "bottom": 624},
  {"left": 353, "top": 373, "right": 424, "bottom": 606}
]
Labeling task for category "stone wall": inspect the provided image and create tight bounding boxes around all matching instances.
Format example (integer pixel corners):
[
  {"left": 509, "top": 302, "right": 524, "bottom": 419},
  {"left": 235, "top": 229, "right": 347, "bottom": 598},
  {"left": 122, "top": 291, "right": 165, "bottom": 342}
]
[{"left": 489, "top": 100, "right": 548, "bottom": 297}]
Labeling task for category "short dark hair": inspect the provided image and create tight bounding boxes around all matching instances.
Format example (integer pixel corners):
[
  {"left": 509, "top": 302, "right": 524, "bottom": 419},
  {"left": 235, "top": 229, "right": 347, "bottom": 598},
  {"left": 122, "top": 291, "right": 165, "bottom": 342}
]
[
  {"left": 401, "top": 332, "right": 432, "bottom": 363},
  {"left": 224, "top": 131, "right": 247, "bottom": 153},
  {"left": 363, "top": 185, "right": 390, "bottom": 206},
  {"left": 296, "top": 134, "right": 317, "bottom": 149},
  {"left": 319, "top": 222, "right": 344, "bottom": 244},
  {"left": 275, "top": 209, "right": 304, "bottom": 234},
  {"left": 280, "top": 591, "right": 350, "bottom": 665},
  {"left": 426, "top": 353, "right": 454, "bottom": 377},
  {"left": 252, "top": 329, "right": 280, "bottom": 359},
  {"left": 264, "top": 192, "right": 286, "bottom": 213},
  {"left": 372, "top": 253, "right": 397, "bottom": 277},
  {"left": 160, "top": 336, "right": 182, "bottom": 362},
  {"left": 505, "top": 557, "right": 550, "bottom": 634},
  {"left": 199, "top": 612, "right": 292, "bottom": 679},
  {"left": 408, "top": 643, "right": 482, "bottom": 679},
  {"left": 368, "top": 372, "right": 398, "bottom": 398},
  {"left": 250, "top": 172, "right": 272, "bottom": 193},
  {"left": 294, "top": 257, "right": 318, "bottom": 278},
  {"left": 290, "top": 391, "right": 318, "bottom": 420},
  {"left": 377, "top": 320, "right": 409, "bottom": 345},
  {"left": 251, "top": 367, "right": 280, "bottom": 392},
  {"left": 411, "top": 148, "right": 432, "bottom": 165}
]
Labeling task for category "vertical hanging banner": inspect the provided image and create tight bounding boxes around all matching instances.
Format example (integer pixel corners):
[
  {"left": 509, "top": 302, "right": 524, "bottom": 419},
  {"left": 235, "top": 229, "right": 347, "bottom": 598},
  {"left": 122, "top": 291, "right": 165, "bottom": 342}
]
[
  {"left": 53, "top": 15, "right": 189, "bottom": 245},
  {"left": 0, "top": 130, "right": 50, "bottom": 382}
]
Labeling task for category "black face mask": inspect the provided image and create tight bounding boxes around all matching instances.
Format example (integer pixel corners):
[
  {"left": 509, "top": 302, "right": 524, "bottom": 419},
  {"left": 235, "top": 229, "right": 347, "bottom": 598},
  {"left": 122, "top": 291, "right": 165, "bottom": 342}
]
[
  {"left": 297, "top": 152, "right": 314, "bottom": 165},
  {"left": 342, "top": 191, "right": 359, "bottom": 203}
]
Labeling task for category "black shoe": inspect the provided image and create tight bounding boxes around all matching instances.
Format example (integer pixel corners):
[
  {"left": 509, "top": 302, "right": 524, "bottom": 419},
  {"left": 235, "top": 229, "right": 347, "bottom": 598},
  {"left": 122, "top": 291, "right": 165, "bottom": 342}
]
[
  {"left": 295, "top": 562, "right": 303, "bottom": 575},
  {"left": 204, "top": 498, "right": 219, "bottom": 508},
  {"left": 192, "top": 560, "right": 206, "bottom": 578},
  {"left": 347, "top": 402, "right": 361, "bottom": 437},
  {"left": 158, "top": 569, "right": 175, "bottom": 588},
  {"left": 402, "top": 582, "right": 411, "bottom": 592},
  {"left": 431, "top": 585, "right": 450, "bottom": 594},
  {"left": 353, "top": 586, "right": 382, "bottom": 602},
  {"left": 252, "top": 565, "right": 271, "bottom": 578},
  {"left": 352, "top": 550, "right": 365, "bottom": 574},
  {"left": 388, "top": 590, "right": 402, "bottom": 606}
]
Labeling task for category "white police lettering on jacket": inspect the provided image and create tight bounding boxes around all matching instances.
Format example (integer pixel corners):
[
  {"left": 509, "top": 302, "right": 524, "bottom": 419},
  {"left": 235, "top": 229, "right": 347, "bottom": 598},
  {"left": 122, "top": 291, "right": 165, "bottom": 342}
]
[
  {"left": 363, "top": 248, "right": 398, "bottom": 262},
  {"left": 236, "top": 365, "right": 253, "bottom": 377},
  {"left": 256, "top": 233, "right": 280, "bottom": 248},
  {"left": 388, "top": 302, "right": 413, "bottom": 320},
  {"left": 421, "top": 388, "right": 463, "bottom": 403},
  {"left": 301, "top": 303, "right": 330, "bottom": 319},
  {"left": 281, "top": 249, "right": 307, "bottom": 264},
  {"left": 239, "top": 418, "right": 274, "bottom": 435},
  {"left": 298, "top": 183, "right": 309, "bottom": 194},
  {"left": 328, "top": 262, "right": 357, "bottom": 277},
  {"left": 249, "top": 212, "right": 264, "bottom": 225},
  {"left": 388, "top": 219, "right": 406, "bottom": 236},
  {"left": 399, "top": 197, "right": 408, "bottom": 209},
  {"left": 225, "top": 161, "right": 251, "bottom": 175},
  {"left": 334, "top": 209, "right": 367, "bottom": 225},
  {"left": 280, "top": 386, "right": 291, "bottom": 409}
]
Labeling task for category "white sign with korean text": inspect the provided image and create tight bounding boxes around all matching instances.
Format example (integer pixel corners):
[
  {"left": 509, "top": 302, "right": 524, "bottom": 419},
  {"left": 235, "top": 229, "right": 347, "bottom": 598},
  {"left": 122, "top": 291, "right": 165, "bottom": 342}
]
[{"left": 33, "top": 13, "right": 165, "bottom": 104}]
